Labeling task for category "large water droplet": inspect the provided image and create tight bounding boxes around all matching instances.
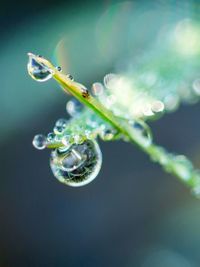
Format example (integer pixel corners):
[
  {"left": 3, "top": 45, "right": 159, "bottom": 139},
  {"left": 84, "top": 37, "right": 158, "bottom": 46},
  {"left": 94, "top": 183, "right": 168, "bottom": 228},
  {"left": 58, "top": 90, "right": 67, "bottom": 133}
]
[
  {"left": 50, "top": 139, "right": 102, "bottom": 186},
  {"left": 27, "top": 54, "right": 53, "bottom": 82},
  {"left": 32, "top": 134, "right": 47, "bottom": 150},
  {"left": 66, "top": 99, "right": 83, "bottom": 117}
]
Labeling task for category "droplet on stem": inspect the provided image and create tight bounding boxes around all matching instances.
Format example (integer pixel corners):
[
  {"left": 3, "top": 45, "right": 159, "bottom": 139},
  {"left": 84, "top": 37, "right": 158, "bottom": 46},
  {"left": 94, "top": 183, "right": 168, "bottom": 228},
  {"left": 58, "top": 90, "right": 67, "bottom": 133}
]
[
  {"left": 66, "top": 99, "right": 83, "bottom": 117},
  {"left": 32, "top": 134, "right": 47, "bottom": 150},
  {"left": 130, "top": 120, "right": 152, "bottom": 147},
  {"left": 91, "top": 82, "right": 104, "bottom": 96},
  {"left": 27, "top": 54, "right": 53, "bottom": 82}
]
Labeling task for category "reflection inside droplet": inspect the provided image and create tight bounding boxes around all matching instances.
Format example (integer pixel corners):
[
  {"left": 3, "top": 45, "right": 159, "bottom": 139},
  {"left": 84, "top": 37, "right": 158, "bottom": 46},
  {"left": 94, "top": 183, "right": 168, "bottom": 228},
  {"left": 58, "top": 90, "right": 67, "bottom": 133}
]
[
  {"left": 50, "top": 139, "right": 102, "bottom": 186},
  {"left": 27, "top": 54, "right": 53, "bottom": 82},
  {"left": 32, "top": 134, "right": 47, "bottom": 150}
]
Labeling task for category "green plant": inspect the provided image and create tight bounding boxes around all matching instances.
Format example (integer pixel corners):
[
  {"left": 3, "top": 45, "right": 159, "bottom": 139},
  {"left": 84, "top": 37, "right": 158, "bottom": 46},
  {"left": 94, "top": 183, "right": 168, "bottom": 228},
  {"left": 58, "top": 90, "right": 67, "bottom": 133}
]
[{"left": 27, "top": 19, "right": 200, "bottom": 195}]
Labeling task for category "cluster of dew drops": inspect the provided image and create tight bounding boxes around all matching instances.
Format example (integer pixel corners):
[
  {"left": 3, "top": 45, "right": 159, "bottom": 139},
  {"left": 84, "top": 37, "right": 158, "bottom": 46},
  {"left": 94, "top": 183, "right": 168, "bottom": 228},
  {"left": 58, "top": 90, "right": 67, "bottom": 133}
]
[{"left": 28, "top": 54, "right": 152, "bottom": 187}]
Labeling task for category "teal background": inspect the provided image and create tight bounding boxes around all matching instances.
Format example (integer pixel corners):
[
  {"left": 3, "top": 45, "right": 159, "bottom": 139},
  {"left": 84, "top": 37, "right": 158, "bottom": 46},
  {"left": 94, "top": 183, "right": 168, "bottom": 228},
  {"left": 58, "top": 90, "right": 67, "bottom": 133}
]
[{"left": 0, "top": 1, "right": 200, "bottom": 266}]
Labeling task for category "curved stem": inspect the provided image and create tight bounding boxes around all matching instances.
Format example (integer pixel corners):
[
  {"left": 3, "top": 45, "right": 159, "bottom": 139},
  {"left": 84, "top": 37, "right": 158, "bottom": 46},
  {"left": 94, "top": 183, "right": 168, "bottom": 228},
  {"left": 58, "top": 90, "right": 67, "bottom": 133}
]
[{"left": 32, "top": 54, "right": 200, "bottom": 196}]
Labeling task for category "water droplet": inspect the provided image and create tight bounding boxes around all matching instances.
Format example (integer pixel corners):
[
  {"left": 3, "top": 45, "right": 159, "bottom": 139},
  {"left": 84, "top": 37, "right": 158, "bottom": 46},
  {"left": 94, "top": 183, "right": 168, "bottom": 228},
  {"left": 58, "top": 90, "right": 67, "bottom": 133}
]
[
  {"left": 172, "top": 155, "right": 193, "bottom": 181},
  {"left": 27, "top": 54, "right": 53, "bottom": 82},
  {"left": 53, "top": 118, "right": 68, "bottom": 135},
  {"left": 91, "top": 82, "right": 104, "bottom": 96},
  {"left": 56, "top": 66, "right": 62, "bottom": 71},
  {"left": 100, "top": 125, "right": 118, "bottom": 141},
  {"left": 164, "top": 94, "right": 180, "bottom": 112},
  {"left": 151, "top": 100, "right": 165, "bottom": 113},
  {"left": 55, "top": 118, "right": 68, "bottom": 128},
  {"left": 103, "top": 73, "right": 117, "bottom": 89},
  {"left": 66, "top": 99, "right": 83, "bottom": 117},
  {"left": 61, "top": 134, "right": 73, "bottom": 148},
  {"left": 47, "top": 132, "right": 56, "bottom": 142},
  {"left": 192, "top": 78, "right": 200, "bottom": 96},
  {"left": 32, "top": 134, "right": 47, "bottom": 150},
  {"left": 130, "top": 120, "right": 152, "bottom": 146},
  {"left": 50, "top": 140, "right": 102, "bottom": 186},
  {"left": 53, "top": 126, "right": 64, "bottom": 135},
  {"left": 66, "top": 74, "right": 74, "bottom": 81}
]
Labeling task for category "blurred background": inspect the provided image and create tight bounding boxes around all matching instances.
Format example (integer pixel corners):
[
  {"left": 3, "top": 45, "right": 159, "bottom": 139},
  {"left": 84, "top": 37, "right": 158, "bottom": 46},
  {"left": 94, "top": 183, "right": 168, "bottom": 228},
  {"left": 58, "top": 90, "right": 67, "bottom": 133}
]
[{"left": 1, "top": 0, "right": 200, "bottom": 266}]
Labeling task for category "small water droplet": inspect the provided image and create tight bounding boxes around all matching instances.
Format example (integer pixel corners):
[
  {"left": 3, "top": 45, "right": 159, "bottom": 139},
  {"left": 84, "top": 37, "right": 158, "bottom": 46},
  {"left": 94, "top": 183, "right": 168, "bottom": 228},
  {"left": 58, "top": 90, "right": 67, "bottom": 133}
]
[
  {"left": 47, "top": 132, "right": 56, "bottom": 142},
  {"left": 55, "top": 118, "right": 68, "bottom": 128},
  {"left": 164, "top": 94, "right": 180, "bottom": 112},
  {"left": 66, "top": 74, "right": 74, "bottom": 81},
  {"left": 91, "top": 82, "right": 104, "bottom": 96},
  {"left": 151, "top": 100, "right": 165, "bottom": 113},
  {"left": 100, "top": 125, "right": 118, "bottom": 141},
  {"left": 50, "top": 139, "right": 102, "bottom": 186},
  {"left": 27, "top": 54, "right": 53, "bottom": 82},
  {"left": 192, "top": 78, "right": 200, "bottom": 96},
  {"left": 32, "top": 134, "right": 47, "bottom": 150},
  {"left": 53, "top": 118, "right": 68, "bottom": 135},
  {"left": 53, "top": 126, "right": 64, "bottom": 135},
  {"left": 172, "top": 155, "right": 193, "bottom": 181},
  {"left": 56, "top": 66, "right": 62, "bottom": 71},
  {"left": 103, "top": 73, "right": 117, "bottom": 89},
  {"left": 66, "top": 99, "right": 83, "bottom": 117},
  {"left": 130, "top": 120, "right": 152, "bottom": 146},
  {"left": 61, "top": 134, "right": 72, "bottom": 148}
]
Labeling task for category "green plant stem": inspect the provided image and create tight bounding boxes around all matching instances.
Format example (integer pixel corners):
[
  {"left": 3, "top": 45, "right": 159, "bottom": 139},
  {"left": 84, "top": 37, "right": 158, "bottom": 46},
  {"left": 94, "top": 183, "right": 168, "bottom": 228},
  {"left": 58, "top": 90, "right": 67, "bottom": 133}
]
[{"left": 35, "top": 54, "right": 200, "bottom": 195}]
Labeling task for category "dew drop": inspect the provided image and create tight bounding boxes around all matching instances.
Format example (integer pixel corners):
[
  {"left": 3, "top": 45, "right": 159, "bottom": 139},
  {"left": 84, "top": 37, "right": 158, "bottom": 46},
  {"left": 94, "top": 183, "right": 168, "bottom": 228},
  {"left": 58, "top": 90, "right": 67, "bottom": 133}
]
[
  {"left": 27, "top": 54, "right": 53, "bottom": 82},
  {"left": 172, "top": 155, "right": 193, "bottom": 181},
  {"left": 53, "top": 118, "right": 68, "bottom": 135},
  {"left": 50, "top": 139, "right": 102, "bottom": 186},
  {"left": 192, "top": 78, "right": 200, "bottom": 96},
  {"left": 130, "top": 120, "right": 152, "bottom": 147},
  {"left": 103, "top": 73, "right": 117, "bottom": 89},
  {"left": 55, "top": 118, "right": 68, "bottom": 128},
  {"left": 100, "top": 125, "right": 118, "bottom": 141},
  {"left": 91, "top": 82, "right": 104, "bottom": 96},
  {"left": 47, "top": 132, "right": 56, "bottom": 142},
  {"left": 56, "top": 66, "right": 62, "bottom": 71},
  {"left": 151, "top": 100, "right": 165, "bottom": 113},
  {"left": 32, "top": 134, "right": 47, "bottom": 150},
  {"left": 66, "top": 74, "right": 74, "bottom": 81},
  {"left": 66, "top": 99, "right": 83, "bottom": 117}
]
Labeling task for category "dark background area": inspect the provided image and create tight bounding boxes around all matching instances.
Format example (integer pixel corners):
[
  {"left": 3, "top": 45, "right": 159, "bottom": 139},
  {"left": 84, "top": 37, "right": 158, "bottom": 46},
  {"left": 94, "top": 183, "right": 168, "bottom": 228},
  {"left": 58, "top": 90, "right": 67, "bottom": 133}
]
[{"left": 1, "top": 0, "right": 200, "bottom": 266}]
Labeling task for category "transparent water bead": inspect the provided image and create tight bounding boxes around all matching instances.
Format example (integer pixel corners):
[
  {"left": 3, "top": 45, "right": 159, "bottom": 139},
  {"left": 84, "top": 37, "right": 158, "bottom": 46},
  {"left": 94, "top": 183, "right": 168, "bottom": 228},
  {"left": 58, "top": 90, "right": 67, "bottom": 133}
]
[
  {"left": 32, "top": 134, "right": 47, "bottom": 150},
  {"left": 130, "top": 120, "right": 152, "bottom": 147},
  {"left": 53, "top": 118, "right": 67, "bottom": 135},
  {"left": 50, "top": 139, "right": 102, "bottom": 186},
  {"left": 66, "top": 99, "right": 83, "bottom": 117},
  {"left": 172, "top": 155, "right": 193, "bottom": 181},
  {"left": 100, "top": 125, "right": 118, "bottom": 141},
  {"left": 47, "top": 132, "right": 56, "bottom": 142},
  {"left": 192, "top": 78, "right": 200, "bottom": 96},
  {"left": 91, "top": 82, "right": 104, "bottom": 96},
  {"left": 27, "top": 54, "right": 53, "bottom": 82},
  {"left": 103, "top": 73, "right": 117, "bottom": 89}
]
